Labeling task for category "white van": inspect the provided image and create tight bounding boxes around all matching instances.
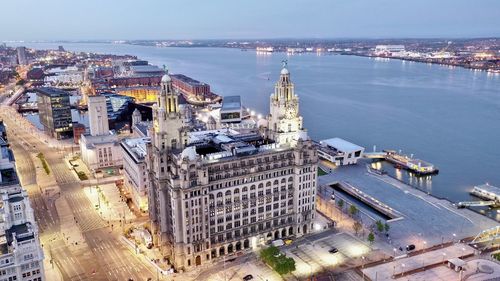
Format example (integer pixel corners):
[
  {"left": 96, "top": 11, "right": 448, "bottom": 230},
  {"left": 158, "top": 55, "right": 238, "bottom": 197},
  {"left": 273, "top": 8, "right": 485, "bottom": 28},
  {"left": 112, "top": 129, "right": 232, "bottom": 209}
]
[{"left": 271, "top": 239, "right": 284, "bottom": 247}]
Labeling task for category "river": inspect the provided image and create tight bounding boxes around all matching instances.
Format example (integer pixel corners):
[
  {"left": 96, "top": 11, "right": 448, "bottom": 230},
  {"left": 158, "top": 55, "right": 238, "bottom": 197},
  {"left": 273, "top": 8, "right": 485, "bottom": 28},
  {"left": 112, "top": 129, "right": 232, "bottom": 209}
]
[{"left": 10, "top": 42, "right": 500, "bottom": 220}]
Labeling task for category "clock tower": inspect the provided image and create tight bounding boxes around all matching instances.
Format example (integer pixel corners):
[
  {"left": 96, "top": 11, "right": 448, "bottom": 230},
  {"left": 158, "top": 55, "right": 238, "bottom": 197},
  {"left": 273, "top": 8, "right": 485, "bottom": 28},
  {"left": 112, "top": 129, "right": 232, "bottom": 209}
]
[{"left": 267, "top": 61, "right": 308, "bottom": 145}]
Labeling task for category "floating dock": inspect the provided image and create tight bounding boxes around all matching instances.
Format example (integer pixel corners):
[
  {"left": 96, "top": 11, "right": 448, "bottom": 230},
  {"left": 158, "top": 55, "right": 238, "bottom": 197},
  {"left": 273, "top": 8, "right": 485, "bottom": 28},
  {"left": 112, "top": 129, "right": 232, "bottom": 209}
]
[
  {"left": 364, "top": 150, "right": 439, "bottom": 175},
  {"left": 470, "top": 183, "right": 500, "bottom": 202}
]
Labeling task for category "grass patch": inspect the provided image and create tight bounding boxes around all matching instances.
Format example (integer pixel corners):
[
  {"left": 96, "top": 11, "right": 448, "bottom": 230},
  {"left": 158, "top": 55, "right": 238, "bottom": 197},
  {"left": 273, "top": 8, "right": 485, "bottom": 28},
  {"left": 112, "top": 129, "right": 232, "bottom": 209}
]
[
  {"left": 493, "top": 252, "right": 500, "bottom": 262},
  {"left": 77, "top": 171, "right": 88, "bottom": 180},
  {"left": 260, "top": 246, "right": 296, "bottom": 275},
  {"left": 36, "top": 153, "right": 50, "bottom": 175},
  {"left": 318, "top": 167, "right": 328, "bottom": 176}
]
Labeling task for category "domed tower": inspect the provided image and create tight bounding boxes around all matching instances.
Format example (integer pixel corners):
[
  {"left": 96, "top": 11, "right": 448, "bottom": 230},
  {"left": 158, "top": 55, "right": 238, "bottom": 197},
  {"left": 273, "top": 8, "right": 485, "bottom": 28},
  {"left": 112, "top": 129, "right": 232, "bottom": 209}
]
[
  {"left": 267, "top": 60, "right": 307, "bottom": 145},
  {"left": 147, "top": 66, "right": 192, "bottom": 259},
  {"left": 150, "top": 67, "right": 188, "bottom": 152}
]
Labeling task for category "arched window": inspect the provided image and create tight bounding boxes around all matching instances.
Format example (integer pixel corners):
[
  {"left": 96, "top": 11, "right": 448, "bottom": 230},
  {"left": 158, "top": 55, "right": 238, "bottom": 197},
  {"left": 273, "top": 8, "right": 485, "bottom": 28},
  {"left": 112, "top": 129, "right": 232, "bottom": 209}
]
[
  {"left": 225, "top": 190, "right": 231, "bottom": 196},
  {"left": 234, "top": 188, "right": 240, "bottom": 194},
  {"left": 242, "top": 186, "right": 248, "bottom": 192},
  {"left": 217, "top": 192, "right": 223, "bottom": 198}
]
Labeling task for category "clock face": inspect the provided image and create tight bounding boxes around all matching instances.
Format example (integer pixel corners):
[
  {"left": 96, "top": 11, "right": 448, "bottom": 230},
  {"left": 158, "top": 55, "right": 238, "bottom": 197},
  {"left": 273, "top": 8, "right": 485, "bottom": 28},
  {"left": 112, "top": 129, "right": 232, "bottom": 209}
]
[{"left": 285, "top": 106, "right": 296, "bottom": 119}]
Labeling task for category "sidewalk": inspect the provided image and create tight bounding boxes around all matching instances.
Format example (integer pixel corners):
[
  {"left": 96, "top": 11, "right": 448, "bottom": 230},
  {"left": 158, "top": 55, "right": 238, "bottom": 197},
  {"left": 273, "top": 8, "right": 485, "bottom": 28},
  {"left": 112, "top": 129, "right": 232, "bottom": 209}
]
[
  {"left": 43, "top": 256, "right": 63, "bottom": 281},
  {"left": 84, "top": 183, "right": 135, "bottom": 222}
]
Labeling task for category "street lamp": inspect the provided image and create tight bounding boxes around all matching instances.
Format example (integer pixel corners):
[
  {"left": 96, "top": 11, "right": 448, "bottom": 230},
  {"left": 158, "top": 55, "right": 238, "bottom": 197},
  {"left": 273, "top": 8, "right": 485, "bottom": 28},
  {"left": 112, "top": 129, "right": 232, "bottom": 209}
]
[{"left": 361, "top": 256, "right": 366, "bottom": 280}]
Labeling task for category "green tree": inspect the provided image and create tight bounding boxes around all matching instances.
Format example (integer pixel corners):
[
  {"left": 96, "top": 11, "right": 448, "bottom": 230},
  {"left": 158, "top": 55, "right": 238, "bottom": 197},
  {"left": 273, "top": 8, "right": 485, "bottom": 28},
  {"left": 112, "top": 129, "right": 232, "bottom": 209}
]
[
  {"left": 260, "top": 246, "right": 296, "bottom": 275},
  {"left": 349, "top": 205, "right": 358, "bottom": 217},
  {"left": 367, "top": 232, "right": 375, "bottom": 244},
  {"left": 337, "top": 198, "right": 344, "bottom": 210},
  {"left": 384, "top": 223, "right": 390, "bottom": 233},
  {"left": 376, "top": 220, "right": 384, "bottom": 233},
  {"left": 16, "top": 79, "right": 26, "bottom": 86},
  {"left": 353, "top": 221, "right": 363, "bottom": 235}
]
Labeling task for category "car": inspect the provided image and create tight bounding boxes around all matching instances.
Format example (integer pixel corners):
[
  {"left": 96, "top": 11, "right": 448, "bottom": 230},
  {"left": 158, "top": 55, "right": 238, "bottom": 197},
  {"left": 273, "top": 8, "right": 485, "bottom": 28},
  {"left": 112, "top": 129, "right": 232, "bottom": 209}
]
[
  {"left": 284, "top": 239, "right": 293, "bottom": 245},
  {"left": 328, "top": 247, "right": 339, "bottom": 254},
  {"left": 243, "top": 274, "right": 253, "bottom": 281},
  {"left": 406, "top": 244, "right": 416, "bottom": 251}
]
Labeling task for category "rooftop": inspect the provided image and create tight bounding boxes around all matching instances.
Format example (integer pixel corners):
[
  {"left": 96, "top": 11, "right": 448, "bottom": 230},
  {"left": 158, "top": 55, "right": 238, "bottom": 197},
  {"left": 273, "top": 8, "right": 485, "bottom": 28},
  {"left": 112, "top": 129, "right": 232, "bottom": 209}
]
[
  {"left": 184, "top": 128, "right": 278, "bottom": 162},
  {"left": 171, "top": 74, "right": 208, "bottom": 86},
  {"left": 473, "top": 183, "right": 500, "bottom": 195},
  {"left": 320, "top": 137, "right": 364, "bottom": 153},
  {"left": 35, "top": 87, "right": 69, "bottom": 97},
  {"left": 5, "top": 222, "right": 34, "bottom": 246},
  {"left": 121, "top": 137, "right": 150, "bottom": 163}
]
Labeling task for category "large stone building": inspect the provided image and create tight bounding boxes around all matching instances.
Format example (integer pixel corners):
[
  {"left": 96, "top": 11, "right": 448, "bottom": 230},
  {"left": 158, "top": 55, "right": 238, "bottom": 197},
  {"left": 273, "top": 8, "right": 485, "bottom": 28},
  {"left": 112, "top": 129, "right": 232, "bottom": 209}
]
[
  {"left": 0, "top": 132, "right": 45, "bottom": 281},
  {"left": 79, "top": 95, "right": 122, "bottom": 172},
  {"left": 147, "top": 65, "right": 318, "bottom": 270}
]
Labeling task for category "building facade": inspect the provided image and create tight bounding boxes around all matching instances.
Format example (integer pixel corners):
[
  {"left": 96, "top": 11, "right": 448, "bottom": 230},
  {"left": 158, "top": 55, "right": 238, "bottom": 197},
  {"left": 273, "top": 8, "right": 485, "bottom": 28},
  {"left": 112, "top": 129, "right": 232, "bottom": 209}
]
[
  {"left": 121, "top": 137, "right": 150, "bottom": 213},
  {"left": 16, "top": 47, "right": 27, "bottom": 65},
  {"left": 147, "top": 66, "right": 317, "bottom": 271},
  {"left": 79, "top": 95, "right": 122, "bottom": 172},
  {"left": 36, "top": 88, "right": 72, "bottom": 139},
  {"left": 0, "top": 133, "right": 45, "bottom": 281}
]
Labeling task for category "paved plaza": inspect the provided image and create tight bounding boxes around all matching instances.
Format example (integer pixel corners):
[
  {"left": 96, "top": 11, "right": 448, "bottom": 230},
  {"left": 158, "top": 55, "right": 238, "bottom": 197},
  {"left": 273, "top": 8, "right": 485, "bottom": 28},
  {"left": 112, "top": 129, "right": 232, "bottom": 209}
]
[
  {"left": 362, "top": 243, "right": 474, "bottom": 280},
  {"left": 318, "top": 160, "right": 499, "bottom": 250},
  {"left": 407, "top": 258, "right": 500, "bottom": 281},
  {"left": 283, "top": 232, "right": 371, "bottom": 279}
]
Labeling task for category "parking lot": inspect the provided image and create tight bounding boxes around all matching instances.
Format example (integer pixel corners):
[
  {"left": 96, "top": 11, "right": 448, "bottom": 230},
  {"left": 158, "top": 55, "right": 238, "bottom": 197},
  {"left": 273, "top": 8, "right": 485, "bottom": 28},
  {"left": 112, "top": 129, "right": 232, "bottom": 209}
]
[
  {"left": 283, "top": 232, "right": 371, "bottom": 279},
  {"left": 202, "top": 258, "right": 282, "bottom": 281}
]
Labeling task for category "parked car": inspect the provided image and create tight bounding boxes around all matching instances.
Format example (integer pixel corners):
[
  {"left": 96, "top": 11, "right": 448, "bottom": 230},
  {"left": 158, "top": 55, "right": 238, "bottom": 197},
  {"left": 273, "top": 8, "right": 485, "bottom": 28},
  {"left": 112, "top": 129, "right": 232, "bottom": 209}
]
[
  {"left": 328, "top": 247, "right": 339, "bottom": 254},
  {"left": 243, "top": 274, "right": 253, "bottom": 280},
  {"left": 406, "top": 244, "right": 416, "bottom": 251},
  {"left": 271, "top": 239, "right": 284, "bottom": 247}
]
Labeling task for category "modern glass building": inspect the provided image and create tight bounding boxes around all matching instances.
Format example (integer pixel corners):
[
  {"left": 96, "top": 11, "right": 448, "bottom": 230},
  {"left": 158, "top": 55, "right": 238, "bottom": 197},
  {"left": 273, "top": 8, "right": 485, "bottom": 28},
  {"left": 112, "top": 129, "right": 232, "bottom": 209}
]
[{"left": 36, "top": 87, "right": 73, "bottom": 139}]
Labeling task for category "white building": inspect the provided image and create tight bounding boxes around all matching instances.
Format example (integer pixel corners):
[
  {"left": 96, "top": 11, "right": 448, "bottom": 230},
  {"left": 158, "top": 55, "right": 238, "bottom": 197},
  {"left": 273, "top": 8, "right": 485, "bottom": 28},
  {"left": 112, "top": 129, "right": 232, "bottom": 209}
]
[
  {"left": 0, "top": 137, "right": 45, "bottom": 281},
  {"left": 120, "top": 137, "right": 150, "bottom": 212},
  {"left": 147, "top": 65, "right": 317, "bottom": 271},
  {"left": 79, "top": 95, "right": 122, "bottom": 172},
  {"left": 318, "top": 138, "right": 364, "bottom": 166},
  {"left": 220, "top": 96, "right": 242, "bottom": 123}
]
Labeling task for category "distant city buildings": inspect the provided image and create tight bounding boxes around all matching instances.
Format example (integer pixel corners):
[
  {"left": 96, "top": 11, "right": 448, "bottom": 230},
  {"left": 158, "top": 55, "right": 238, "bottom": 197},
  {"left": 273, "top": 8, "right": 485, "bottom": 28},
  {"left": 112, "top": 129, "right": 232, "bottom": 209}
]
[
  {"left": 146, "top": 65, "right": 317, "bottom": 271},
  {"left": 79, "top": 95, "right": 122, "bottom": 172},
  {"left": 36, "top": 88, "right": 73, "bottom": 139},
  {"left": 0, "top": 129, "right": 45, "bottom": 281},
  {"left": 171, "top": 74, "right": 211, "bottom": 99}
]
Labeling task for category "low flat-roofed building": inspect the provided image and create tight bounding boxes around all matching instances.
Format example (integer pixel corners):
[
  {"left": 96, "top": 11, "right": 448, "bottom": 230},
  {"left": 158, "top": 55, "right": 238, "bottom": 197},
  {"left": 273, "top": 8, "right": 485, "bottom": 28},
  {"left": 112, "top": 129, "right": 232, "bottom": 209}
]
[
  {"left": 120, "top": 137, "right": 150, "bottom": 212},
  {"left": 318, "top": 137, "right": 364, "bottom": 166},
  {"left": 220, "top": 96, "right": 242, "bottom": 123}
]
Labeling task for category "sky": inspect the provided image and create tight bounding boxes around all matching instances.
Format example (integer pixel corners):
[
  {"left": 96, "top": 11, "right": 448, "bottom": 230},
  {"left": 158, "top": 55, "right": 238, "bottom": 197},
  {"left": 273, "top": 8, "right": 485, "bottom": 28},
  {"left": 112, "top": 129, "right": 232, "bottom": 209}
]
[{"left": 2, "top": 0, "right": 500, "bottom": 40}]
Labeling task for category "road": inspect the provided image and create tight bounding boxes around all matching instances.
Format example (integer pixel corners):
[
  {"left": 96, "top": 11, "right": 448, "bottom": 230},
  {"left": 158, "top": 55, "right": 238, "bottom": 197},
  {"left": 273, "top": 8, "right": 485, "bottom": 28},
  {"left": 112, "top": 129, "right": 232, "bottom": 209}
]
[{"left": 1, "top": 105, "right": 157, "bottom": 281}]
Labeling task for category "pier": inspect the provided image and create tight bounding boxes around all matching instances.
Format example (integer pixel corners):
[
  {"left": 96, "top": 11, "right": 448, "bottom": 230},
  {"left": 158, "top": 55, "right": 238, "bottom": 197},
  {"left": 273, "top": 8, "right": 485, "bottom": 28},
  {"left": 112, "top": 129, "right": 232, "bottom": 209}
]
[{"left": 364, "top": 149, "right": 439, "bottom": 175}]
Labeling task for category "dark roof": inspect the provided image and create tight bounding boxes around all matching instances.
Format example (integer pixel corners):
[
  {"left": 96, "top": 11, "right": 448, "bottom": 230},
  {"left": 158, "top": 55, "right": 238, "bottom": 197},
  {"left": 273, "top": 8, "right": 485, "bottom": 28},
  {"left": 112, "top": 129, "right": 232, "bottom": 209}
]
[
  {"left": 35, "top": 87, "right": 69, "bottom": 97},
  {"left": 8, "top": 196, "right": 24, "bottom": 203},
  {"left": 6, "top": 223, "right": 34, "bottom": 246},
  {"left": 0, "top": 168, "right": 18, "bottom": 187}
]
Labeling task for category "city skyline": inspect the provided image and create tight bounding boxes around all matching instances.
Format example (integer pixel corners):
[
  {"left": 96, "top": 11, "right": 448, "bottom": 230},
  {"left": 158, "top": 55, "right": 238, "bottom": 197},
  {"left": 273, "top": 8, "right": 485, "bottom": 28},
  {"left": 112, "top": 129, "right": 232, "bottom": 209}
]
[{"left": 2, "top": 0, "right": 500, "bottom": 41}]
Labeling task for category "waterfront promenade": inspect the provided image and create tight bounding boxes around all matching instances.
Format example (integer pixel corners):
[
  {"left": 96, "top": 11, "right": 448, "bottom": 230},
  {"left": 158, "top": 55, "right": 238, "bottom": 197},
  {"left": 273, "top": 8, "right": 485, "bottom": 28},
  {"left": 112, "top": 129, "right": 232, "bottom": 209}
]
[{"left": 318, "top": 159, "right": 499, "bottom": 251}]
